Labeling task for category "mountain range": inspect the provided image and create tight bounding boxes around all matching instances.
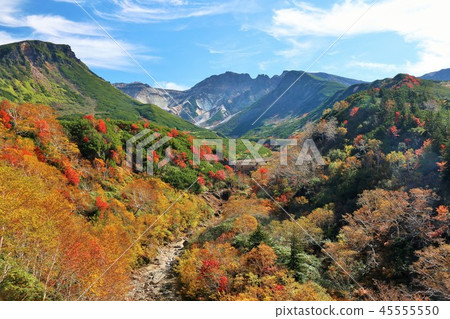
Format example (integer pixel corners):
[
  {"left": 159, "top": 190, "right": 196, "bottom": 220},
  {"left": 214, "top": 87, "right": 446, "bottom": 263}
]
[
  {"left": 0, "top": 40, "right": 448, "bottom": 140},
  {"left": 117, "top": 68, "right": 450, "bottom": 137},
  {"left": 115, "top": 72, "right": 284, "bottom": 128},
  {"left": 115, "top": 71, "right": 363, "bottom": 133}
]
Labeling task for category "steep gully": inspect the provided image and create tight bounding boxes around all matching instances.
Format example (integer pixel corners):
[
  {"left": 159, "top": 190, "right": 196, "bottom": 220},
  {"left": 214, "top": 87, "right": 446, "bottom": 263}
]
[{"left": 127, "top": 191, "right": 230, "bottom": 301}]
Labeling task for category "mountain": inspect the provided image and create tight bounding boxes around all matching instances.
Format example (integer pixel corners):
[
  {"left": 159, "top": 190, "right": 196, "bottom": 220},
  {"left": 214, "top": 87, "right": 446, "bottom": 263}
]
[
  {"left": 116, "top": 71, "right": 364, "bottom": 133},
  {"left": 242, "top": 73, "right": 450, "bottom": 138},
  {"left": 0, "top": 40, "right": 204, "bottom": 132},
  {"left": 308, "top": 72, "right": 364, "bottom": 86},
  {"left": 214, "top": 71, "right": 350, "bottom": 137},
  {"left": 421, "top": 68, "right": 450, "bottom": 81},
  {"left": 115, "top": 71, "right": 283, "bottom": 128}
]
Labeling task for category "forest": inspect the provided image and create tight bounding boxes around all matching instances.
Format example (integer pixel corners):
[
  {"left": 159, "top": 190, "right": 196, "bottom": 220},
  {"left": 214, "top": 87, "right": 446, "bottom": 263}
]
[{"left": 0, "top": 74, "right": 449, "bottom": 301}]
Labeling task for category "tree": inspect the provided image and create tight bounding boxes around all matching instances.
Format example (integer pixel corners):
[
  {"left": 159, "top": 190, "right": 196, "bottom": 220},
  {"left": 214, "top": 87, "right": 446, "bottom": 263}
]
[
  {"left": 232, "top": 214, "right": 258, "bottom": 234},
  {"left": 410, "top": 243, "right": 450, "bottom": 299},
  {"left": 244, "top": 243, "right": 277, "bottom": 276},
  {"left": 248, "top": 226, "right": 271, "bottom": 249},
  {"left": 122, "top": 179, "right": 158, "bottom": 214}
]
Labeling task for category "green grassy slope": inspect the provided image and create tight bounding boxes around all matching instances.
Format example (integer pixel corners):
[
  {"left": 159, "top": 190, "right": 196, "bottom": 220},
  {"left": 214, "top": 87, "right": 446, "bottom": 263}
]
[
  {"left": 215, "top": 71, "right": 347, "bottom": 138},
  {"left": 238, "top": 74, "right": 450, "bottom": 139},
  {"left": 0, "top": 40, "right": 206, "bottom": 132}
]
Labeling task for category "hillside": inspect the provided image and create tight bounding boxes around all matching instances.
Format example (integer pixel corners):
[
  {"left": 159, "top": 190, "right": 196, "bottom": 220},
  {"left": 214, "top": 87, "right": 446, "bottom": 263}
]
[
  {"left": 0, "top": 47, "right": 449, "bottom": 301},
  {"left": 237, "top": 73, "right": 450, "bottom": 139},
  {"left": 176, "top": 74, "right": 450, "bottom": 302},
  {"left": 0, "top": 41, "right": 205, "bottom": 132},
  {"left": 421, "top": 68, "right": 450, "bottom": 81},
  {"left": 215, "top": 71, "right": 348, "bottom": 137}
]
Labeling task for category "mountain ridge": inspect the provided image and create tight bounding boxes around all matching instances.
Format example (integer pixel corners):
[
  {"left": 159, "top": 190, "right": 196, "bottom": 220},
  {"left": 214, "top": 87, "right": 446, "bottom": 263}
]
[
  {"left": 115, "top": 70, "right": 364, "bottom": 130},
  {"left": 0, "top": 40, "right": 205, "bottom": 132},
  {"left": 421, "top": 68, "right": 450, "bottom": 81},
  {"left": 115, "top": 71, "right": 285, "bottom": 127}
]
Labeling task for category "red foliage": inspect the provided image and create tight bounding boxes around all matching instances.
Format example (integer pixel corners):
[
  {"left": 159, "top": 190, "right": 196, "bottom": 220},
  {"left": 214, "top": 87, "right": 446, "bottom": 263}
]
[
  {"left": 199, "top": 259, "right": 220, "bottom": 275},
  {"left": 168, "top": 128, "right": 179, "bottom": 138},
  {"left": 208, "top": 171, "right": 215, "bottom": 179},
  {"left": 394, "top": 75, "right": 421, "bottom": 89},
  {"left": 0, "top": 147, "right": 32, "bottom": 166},
  {"left": 130, "top": 124, "right": 139, "bottom": 132},
  {"left": 191, "top": 145, "right": 200, "bottom": 156},
  {"left": 146, "top": 150, "right": 160, "bottom": 164},
  {"left": 274, "top": 284, "right": 285, "bottom": 291},
  {"left": 173, "top": 151, "right": 188, "bottom": 168},
  {"left": 214, "top": 170, "right": 226, "bottom": 181},
  {"left": 110, "top": 149, "right": 120, "bottom": 163},
  {"left": 412, "top": 115, "right": 425, "bottom": 127},
  {"left": 354, "top": 134, "right": 364, "bottom": 146},
  {"left": 199, "top": 145, "right": 213, "bottom": 160},
  {"left": 259, "top": 167, "right": 268, "bottom": 175},
  {"left": 198, "top": 176, "right": 206, "bottom": 186},
  {"left": 224, "top": 165, "right": 234, "bottom": 175},
  {"left": 343, "top": 120, "right": 348, "bottom": 126},
  {"left": 0, "top": 109, "right": 12, "bottom": 129},
  {"left": 389, "top": 125, "right": 399, "bottom": 137},
  {"left": 350, "top": 107, "right": 359, "bottom": 117},
  {"left": 82, "top": 136, "right": 90, "bottom": 143},
  {"left": 96, "top": 196, "right": 109, "bottom": 211},
  {"left": 218, "top": 276, "right": 228, "bottom": 293},
  {"left": 96, "top": 119, "right": 107, "bottom": 134},
  {"left": 83, "top": 114, "right": 95, "bottom": 121},
  {"left": 34, "top": 147, "right": 46, "bottom": 162},
  {"left": 394, "top": 111, "right": 401, "bottom": 124},
  {"left": 276, "top": 194, "right": 289, "bottom": 204},
  {"left": 35, "top": 119, "right": 51, "bottom": 141},
  {"left": 65, "top": 166, "right": 80, "bottom": 186},
  {"left": 153, "top": 150, "right": 160, "bottom": 164}
]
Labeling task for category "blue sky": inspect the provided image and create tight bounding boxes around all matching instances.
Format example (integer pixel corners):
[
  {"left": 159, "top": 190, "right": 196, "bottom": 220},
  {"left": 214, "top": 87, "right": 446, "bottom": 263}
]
[{"left": 0, "top": 0, "right": 448, "bottom": 90}]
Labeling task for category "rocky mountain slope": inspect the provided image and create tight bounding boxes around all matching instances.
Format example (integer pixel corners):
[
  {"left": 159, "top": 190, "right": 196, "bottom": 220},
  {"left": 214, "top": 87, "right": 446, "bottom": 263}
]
[
  {"left": 214, "top": 71, "right": 349, "bottom": 137},
  {"left": 115, "top": 72, "right": 284, "bottom": 127}
]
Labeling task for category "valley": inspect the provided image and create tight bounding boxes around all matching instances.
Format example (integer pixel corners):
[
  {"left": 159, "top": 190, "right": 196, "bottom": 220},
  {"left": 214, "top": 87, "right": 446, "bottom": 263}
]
[{"left": 0, "top": 40, "right": 449, "bottom": 301}]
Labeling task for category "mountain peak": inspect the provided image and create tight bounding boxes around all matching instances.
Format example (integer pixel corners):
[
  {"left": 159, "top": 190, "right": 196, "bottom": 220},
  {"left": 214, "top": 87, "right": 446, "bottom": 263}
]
[{"left": 0, "top": 40, "right": 80, "bottom": 66}]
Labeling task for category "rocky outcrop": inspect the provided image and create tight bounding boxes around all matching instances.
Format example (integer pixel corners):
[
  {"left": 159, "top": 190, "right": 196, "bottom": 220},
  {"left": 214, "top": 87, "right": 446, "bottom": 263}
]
[{"left": 114, "top": 72, "right": 284, "bottom": 128}]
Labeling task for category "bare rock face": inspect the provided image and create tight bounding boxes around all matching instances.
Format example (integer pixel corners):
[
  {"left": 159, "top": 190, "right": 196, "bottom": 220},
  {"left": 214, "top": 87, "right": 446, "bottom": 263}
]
[
  {"left": 128, "top": 239, "right": 186, "bottom": 301},
  {"left": 114, "top": 72, "right": 283, "bottom": 128}
]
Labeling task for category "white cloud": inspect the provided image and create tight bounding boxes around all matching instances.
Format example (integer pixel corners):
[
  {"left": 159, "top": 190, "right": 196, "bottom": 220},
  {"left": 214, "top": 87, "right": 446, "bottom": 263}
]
[
  {"left": 0, "top": 31, "right": 24, "bottom": 44},
  {"left": 0, "top": 0, "right": 157, "bottom": 70},
  {"left": 161, "top": 81, "right": 190, "bottom": 91},
  {"left": 197, "top": 42, "right": 260, "bottom": 58},
  {"left": 275, "top": 39, "right": 311, "bottom": 58},
  {"left": 94, "top": 0, "right": 258, "bottom": 23},
  {"left": 267, "top": 0, "right": 450, "bottom": 75},
  {"left": 25, "top": 15, "right": 101, "bottom": 37},
  {"left": 348, "top": 61, "right": 399, "bottom": 72}
]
